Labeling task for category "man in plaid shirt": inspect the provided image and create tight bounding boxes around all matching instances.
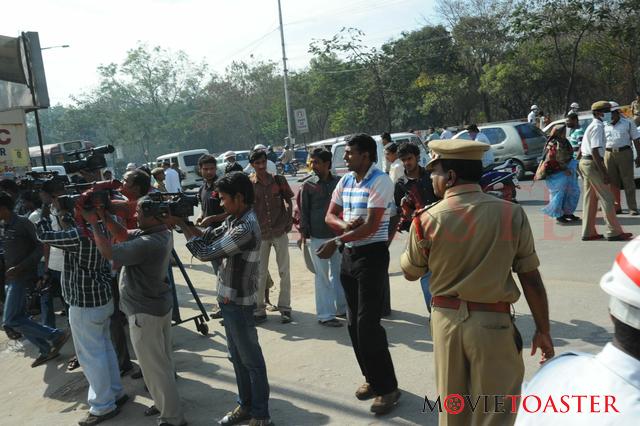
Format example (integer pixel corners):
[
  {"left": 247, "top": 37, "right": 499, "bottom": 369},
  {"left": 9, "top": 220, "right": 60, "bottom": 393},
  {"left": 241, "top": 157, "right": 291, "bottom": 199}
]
[
  {"left": 165, "top": 172, "right": 271, "bottom": 426},
  {"left": 36, "top": 198, "right": 127, "bottom": 426}
]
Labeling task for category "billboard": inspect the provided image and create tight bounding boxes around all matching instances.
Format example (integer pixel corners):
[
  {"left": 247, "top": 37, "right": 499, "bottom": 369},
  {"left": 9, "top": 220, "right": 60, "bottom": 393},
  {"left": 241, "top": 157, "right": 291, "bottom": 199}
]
[{"left": 0, "top": 109, "right": 29, "bottom": 178}]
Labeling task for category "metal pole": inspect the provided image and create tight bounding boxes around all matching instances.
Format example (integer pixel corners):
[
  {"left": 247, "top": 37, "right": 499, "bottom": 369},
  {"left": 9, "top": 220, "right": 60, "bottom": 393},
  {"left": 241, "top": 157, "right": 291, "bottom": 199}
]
[
  {"left": 277, "top": 0, "right": 294, "bottom": 145},
  {"left": 21, "top": 32, "right": 47, "bottom": 170}
]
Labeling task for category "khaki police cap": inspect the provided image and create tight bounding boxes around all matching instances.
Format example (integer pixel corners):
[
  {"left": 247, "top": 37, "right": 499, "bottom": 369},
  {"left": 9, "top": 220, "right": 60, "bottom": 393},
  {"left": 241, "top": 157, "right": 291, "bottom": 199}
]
[
  {"left": 151, "top": 167, "right": 164, "bottom": 176},
  {"left": 591, "top": 101, "right": 611, "bottom": 112},
  {"left": 427, "top": 139, "right": 489, "bottom": 170}
]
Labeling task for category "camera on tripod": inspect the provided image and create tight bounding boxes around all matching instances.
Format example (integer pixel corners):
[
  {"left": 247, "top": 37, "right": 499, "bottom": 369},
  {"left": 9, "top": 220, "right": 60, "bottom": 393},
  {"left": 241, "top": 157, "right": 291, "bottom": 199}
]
[
  {"left": 63, "top": 145, "right": 115, "bottom": 174},
  {"left": 141, "top": 192, "right": 199, "bottom": 218}
]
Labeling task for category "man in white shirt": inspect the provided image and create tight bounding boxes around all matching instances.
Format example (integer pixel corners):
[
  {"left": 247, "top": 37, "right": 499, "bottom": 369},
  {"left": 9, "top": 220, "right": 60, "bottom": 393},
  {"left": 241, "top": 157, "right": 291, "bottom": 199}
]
[
  {"left": 162, "top": 161, "right": 182, "bottom": 193},
  {"left": 604, "top": 101, "right": 640, "bottom": 215},
  {"left": 384, "top": 143, "right": 404, "bottom": 183},
  {"left": 515, "top": 238, "right": 640, "bottom": 425},
  {"left": 528, "top": 105, "right": 539, "bottom": 125},
  {"left": 465, "top": 124, "right": 494, "bottom": 168},
  {"left": 440, "top": 128, "right": 453, "bottom": 139},
  {"left": 579, "top": 101, "right": 631, "bottom": 241}
]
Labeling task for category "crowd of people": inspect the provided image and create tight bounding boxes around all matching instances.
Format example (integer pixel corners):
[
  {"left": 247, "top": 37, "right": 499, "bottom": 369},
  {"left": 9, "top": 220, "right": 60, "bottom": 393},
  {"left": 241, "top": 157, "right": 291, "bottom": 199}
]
[{"left": 1, "top": 100, "right": 640, "bottom": 425}]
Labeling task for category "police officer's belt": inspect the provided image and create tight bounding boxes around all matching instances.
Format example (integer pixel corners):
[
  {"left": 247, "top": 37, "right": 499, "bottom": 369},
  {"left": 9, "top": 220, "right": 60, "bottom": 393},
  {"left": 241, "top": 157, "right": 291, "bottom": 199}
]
[
  {"left": 432, "top": 296, "right": 511, "bottom": 313},
  {"left": 581, "top": 155, "right": 593, "bottom": 160},
  {"left": 605, "top": 146, "right": 631, "bottom": 152}
]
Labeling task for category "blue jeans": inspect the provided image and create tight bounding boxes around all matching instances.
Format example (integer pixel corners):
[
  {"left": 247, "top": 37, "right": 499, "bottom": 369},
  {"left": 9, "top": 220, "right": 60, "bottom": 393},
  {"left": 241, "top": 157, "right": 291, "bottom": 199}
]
[
  {"left": 420, "top": 272, "right": 432, "bottom": 312},
  {"left": 220, "top": 302, "right": 270, "bottom": 420},
  {"left": 68, "top": 300, "right": 124, "bottom": 416},
  {"left": 309, "top": 238, "right": 347, "bottom": 321},
  {"left": 3, "top": 280, "right": 63, "bottom": 355}
]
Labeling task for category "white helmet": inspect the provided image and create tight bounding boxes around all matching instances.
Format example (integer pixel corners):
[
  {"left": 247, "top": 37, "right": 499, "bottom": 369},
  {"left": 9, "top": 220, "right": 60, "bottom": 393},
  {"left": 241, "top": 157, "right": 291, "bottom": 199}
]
[
  {"left": 530, "top": 105, "right": 539, "bottom": 111},
  {"left": 223, "top": 150, "right": 236, "bottom": 159},
  {"left": 600, "top": 237, "right": 640, "bottom": 329},
  {"left": 126, "top": 162, "right": 137, "bottom": 171},
  {"left": 570, "top": 102, "right": 579, "bottom": 109},
  {"left": 253, "top": 144, "right": 267, "bottom": 151},
  {"left": 609, "top": 101, "right": 621, "bottom": 112}
]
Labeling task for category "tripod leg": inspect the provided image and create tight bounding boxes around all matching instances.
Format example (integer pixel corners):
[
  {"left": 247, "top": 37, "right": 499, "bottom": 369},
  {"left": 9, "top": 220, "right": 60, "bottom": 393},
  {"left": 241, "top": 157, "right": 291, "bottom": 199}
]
[
  {"left": 167, "top": 265, "right": 182, "bottom": 323},
  {"left": 172, "top": 250, "right": 210, "bottom": 321}
]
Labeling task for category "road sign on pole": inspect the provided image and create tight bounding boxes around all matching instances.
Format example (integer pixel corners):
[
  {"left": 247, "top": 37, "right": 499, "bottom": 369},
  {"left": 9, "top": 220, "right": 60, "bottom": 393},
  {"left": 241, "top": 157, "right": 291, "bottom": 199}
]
[{"left": 294, "top": 108, "right": 309, "bottom": 134}]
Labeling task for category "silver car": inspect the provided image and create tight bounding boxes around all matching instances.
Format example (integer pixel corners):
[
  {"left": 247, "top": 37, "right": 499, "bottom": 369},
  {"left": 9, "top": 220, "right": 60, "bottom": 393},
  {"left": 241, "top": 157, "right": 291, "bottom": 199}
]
[{"left": 454, "top": 122, "right": 547, "bottom": 180}]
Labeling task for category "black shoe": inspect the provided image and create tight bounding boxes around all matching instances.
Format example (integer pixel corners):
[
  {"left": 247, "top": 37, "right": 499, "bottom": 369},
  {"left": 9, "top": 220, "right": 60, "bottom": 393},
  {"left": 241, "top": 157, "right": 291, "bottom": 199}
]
[
  {"left": 616, "top": 209, "right": 623, "bottom": 214},
  {"left": 582, "top": 234, "right": 604, "bottom": 241},
  {"left": 211, "top": 309, "right": 223, "bottom": 319},
  {"left": 631, "top": 210, "right": 640, "bottom": 216},
  {"left": 280, "top": 311, "right": 292, "bottom": 324},
  {"left": 78, "top": 408, "right": 120, "bottom": 425},
  {"left": 115, "top": 394, "right": 129, "bottom": 408},
  {"left": 120, "top": 363, "right": 134, "bottom": 377},
  {"left": 144, "top": 405, "right": 160, "bottom": 416},
  {"left": 567, "top": 214, "right": 581, "bottom": 221},
  {"left": 219, "top": 405, "right": 251, "bottom": 425},
  {"left": 31, "top": 351, "right": 60, "bottom": 368},
  {"left": 319, "top": 319, "right": 343, "bottom": 327},
  {"left": 607, "top": 232, "right": 633, "bottom": 241},
  {"left": 254, "top": 314, "right": 267, "bottom": 324},
  {"left": 556, "top": 216, "right": 570, "bottom": 224}
]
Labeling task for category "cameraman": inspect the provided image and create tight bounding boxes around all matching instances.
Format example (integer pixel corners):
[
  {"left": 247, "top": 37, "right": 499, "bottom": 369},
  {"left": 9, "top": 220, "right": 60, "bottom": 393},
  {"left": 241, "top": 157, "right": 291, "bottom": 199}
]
[
  {"left": 88, "top": 198, "right": 186, "bottom": 426},
  {"left": 36, "top": 191, "right": 127, "bottom": 425},
  {"left": 0, "top": 191, "right": 70, "bottom": 367},
  {"left": 164, "top": 172, "right": 271, "bottom": 426}
]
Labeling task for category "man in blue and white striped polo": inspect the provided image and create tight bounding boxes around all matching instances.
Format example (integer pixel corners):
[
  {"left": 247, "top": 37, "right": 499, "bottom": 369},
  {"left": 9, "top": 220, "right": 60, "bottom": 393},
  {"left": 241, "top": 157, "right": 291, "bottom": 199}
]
[{"left": 319, "top": 133, "right": 400, "bottom": 415}]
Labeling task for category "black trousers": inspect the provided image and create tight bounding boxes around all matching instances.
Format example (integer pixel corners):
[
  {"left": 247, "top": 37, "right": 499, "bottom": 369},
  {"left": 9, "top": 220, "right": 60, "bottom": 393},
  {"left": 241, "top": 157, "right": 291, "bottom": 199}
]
[
  {"left": 110, "top": 278, "right": 132, "bottom": 371},
  {"left": 341, "top": 242, "right": 398, "bottom": 395}
]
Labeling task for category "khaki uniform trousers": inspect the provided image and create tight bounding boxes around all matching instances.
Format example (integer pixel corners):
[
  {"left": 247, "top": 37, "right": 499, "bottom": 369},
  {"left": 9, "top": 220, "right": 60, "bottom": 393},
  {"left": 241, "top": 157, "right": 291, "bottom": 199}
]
[
  {"left": 255, "top": 232, "right": 292, "bottom": 316},
  {"left": 431, "top": 305, "right": 523, "bottom": 426},
  {"left": 579, "top": 159, "right": 623, "bottom": 238},
  {"left": 604, "top": 148, "right": 637, "bottom": 210},
  {"left": 129, "top": 310, "right": 185, "bottom": 426}
]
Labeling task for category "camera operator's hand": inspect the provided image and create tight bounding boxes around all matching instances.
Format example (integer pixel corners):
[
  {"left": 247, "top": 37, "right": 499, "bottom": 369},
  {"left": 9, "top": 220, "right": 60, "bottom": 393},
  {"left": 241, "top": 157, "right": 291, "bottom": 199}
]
[{"left": 81, "top": 208, "right": 100, "bottom": 225}]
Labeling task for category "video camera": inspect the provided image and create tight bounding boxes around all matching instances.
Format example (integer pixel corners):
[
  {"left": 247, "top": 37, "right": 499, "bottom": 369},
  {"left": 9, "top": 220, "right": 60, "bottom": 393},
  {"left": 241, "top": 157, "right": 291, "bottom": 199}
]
[
  {"left": 63, "top": 145, "right": 115, "bottom": 174},
  {"left": 141, "top": 192, "right": 199, "bottom": 219},
  {"left": 19, "top": 171, "right": 70, "bottom": 193},
  {"left": 56, "top": 180, "right": 121, "bottom": 212}
]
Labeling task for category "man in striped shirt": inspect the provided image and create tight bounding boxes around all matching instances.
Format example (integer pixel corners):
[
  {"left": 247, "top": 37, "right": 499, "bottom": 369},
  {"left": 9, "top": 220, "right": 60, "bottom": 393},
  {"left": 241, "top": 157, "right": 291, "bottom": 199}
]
[
  {"left": 320, "top": 133, "right": 400, "bottom": 415},
  {"left": 37, "top": 200, "right": 127, "bottom": 426},
  {"left": 166, "top": 172, "right": 272, "bottom": 426}
]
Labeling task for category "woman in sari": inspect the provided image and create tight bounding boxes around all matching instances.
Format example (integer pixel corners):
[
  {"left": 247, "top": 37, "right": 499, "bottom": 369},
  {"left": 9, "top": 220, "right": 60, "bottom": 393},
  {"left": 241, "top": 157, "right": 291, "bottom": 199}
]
[{"left": 540, "top": 124, "right": 581, "bottom": 223}]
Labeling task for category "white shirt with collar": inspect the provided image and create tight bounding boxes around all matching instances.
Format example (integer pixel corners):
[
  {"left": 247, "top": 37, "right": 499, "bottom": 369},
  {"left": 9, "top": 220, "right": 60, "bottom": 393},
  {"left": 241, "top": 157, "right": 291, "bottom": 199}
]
[
  {"left": 528, "top": 110, "right": 537, "bottom": 124},
  {"left": 581, "top": 118, "right": 606, "bottom": 157},
  {"left": 473, "top": 132, "right": 495, "bottom": 167},
  {"left": 164, "top": 167, "right": 182, "bottom": 192},
  {"left": 605, "top": 117, "right": 640, "bottom": 149},
  {"left": 440, "top": 129, "right": 453, "bottom": 139},
  {"left": 389, "top": 158, "right": 404, "bottom": 184},
  {"left": 515, "top": 343, "right": 640, "bottom": 425}
]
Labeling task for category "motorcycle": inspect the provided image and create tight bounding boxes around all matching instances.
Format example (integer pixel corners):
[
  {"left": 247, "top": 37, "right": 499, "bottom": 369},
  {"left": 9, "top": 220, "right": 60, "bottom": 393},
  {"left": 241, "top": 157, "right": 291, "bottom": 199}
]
[
  {"left": 480, "top": 160, "right": 519, "bottom": 202},
  {"left": 276, "top": 160, "right": 300, "bottom": 176}
]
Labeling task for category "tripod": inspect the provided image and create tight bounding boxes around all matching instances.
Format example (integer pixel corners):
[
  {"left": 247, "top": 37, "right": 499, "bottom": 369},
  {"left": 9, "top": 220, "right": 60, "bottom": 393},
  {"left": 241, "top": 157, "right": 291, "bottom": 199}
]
[{"left": 167, "top": 249, "right": 210, "bottom": 336}]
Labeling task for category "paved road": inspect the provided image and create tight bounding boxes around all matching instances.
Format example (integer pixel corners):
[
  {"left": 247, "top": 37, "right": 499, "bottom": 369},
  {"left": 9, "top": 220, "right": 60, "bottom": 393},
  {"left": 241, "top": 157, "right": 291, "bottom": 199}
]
[{"left": 0, "top": 176, "right": 636, "bottom": 425}]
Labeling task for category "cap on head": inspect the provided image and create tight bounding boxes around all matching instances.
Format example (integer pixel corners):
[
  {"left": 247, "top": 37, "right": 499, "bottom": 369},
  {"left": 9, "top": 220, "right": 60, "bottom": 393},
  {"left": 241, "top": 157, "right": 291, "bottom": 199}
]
[
  {"left": 426, "top": 140, "right": 489, "bottom": 170},
  {"left": 531, "top": 105, "right": 539, "bottom": 111},
  {"left": 126, "top": 162, "right": 137, "bottom": 171},
  {"left": 570, "top": 102, "right": 579, "bottom": 109},
  {"left": 253, "top": 144, "right": 267, "bottom": 151},
  {"left": 224, "top": 150, "right": 236, "bottom": 159},
  {"left": 591, "top": 101, "right": 611, "bottom": 112},
  {"left": 600, "top": 237, "right": 640, "bottom": 329},
  {"left": 609, "top": 101, "right": 621, "bottom": 112}
]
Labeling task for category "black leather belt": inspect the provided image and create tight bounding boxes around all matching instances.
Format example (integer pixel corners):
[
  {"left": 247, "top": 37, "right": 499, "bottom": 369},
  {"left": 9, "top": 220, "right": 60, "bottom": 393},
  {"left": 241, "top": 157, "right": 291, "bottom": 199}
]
[
  {"left": 606, "top": 146, "right": 631, "bottom": 152},
  {"left": 581, "top": 155, "right": 593, "bottom": 160}
]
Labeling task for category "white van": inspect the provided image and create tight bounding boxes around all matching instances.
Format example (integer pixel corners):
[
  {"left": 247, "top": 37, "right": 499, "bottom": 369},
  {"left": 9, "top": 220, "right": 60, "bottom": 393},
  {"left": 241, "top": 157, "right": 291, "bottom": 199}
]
[
  {"left": 331, "top": 132, "right": 430, "bottom": 176},
  {"left": 156, "top": 149, "right": 209, "bottom": 189}
]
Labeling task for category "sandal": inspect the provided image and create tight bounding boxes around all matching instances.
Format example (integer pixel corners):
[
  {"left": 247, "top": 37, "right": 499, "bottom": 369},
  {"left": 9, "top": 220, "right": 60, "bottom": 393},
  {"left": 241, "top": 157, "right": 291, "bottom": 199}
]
[{"left": 67, "top": 356, "right": 80, "bottom": 371}]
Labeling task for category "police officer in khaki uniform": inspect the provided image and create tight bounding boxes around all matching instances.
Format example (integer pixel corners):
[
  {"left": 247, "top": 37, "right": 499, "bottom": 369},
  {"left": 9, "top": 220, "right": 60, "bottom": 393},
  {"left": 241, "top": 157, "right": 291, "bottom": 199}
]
[
  {"left": 579, "top": 101, "right": 632, "bottom": 241},
  {"left": 400, "top": 140, "right": 555, "bottom": 426}
]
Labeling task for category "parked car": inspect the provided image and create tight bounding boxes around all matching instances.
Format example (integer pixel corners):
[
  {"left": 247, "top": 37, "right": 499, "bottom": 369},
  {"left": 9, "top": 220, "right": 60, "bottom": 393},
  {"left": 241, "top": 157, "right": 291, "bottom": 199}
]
[
  {"left": 454, "top": 123, "right": 546, "bottom": 180},
  {"left": 156, "top": 149, "right": 209, "bottom": 189},
  {"left": 331, "top": 132, "right": 430, "bottom": 176}
]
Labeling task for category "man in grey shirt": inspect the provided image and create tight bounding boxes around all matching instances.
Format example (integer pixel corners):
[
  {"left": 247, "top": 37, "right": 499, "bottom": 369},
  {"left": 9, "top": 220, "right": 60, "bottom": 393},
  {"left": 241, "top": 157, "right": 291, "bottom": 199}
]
[{"left": 87, "top": 197, "right": 185, "bottom": 426}]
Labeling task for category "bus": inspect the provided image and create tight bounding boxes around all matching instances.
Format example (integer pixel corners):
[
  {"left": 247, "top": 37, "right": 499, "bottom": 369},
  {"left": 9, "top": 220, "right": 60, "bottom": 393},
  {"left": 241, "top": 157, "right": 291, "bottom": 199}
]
[{"left": 28, "top": 140, "right": 95, "bottom": 167}]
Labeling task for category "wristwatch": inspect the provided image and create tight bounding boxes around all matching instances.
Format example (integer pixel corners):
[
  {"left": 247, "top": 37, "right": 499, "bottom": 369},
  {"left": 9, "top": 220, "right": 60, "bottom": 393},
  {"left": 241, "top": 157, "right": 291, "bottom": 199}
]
[{"left": 335, "top": 237, "right": 344, "bottom": 248}]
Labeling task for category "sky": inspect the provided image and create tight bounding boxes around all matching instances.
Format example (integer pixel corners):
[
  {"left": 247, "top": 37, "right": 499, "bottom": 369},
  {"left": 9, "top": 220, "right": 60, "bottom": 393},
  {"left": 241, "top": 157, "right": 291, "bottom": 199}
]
[{"left": 4, "top": 0, "right": 438, "bottom": 105}]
